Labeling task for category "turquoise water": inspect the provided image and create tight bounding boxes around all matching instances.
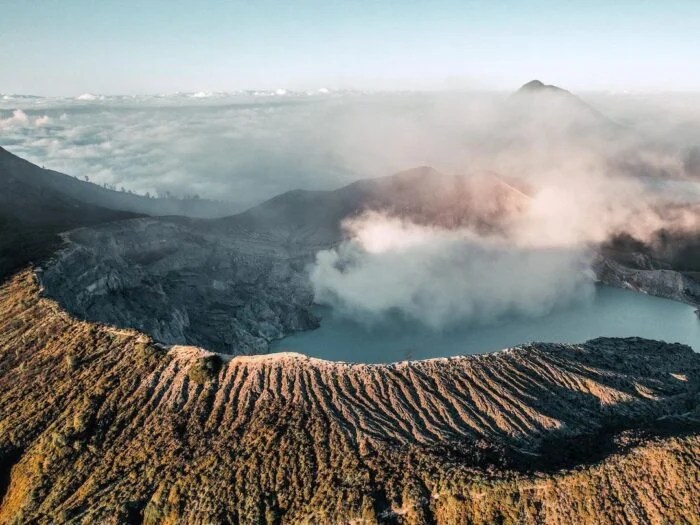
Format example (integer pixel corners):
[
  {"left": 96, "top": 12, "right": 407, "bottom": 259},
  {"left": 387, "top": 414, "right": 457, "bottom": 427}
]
[{"left": 271, "top": 286, "right": 700, "bottom": 363}]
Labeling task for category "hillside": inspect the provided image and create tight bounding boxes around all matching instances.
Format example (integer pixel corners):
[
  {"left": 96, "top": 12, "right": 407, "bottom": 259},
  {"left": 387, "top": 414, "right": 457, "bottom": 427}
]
[
  {"left": 0, "top": 271, "right": 698, "bottom": 523},
  {"left": 0, "top": 146, "right": 239, "bottom": 220},
  {"left": 226, "top": 166, "right": 529, "bottom": 243},
  {"left": 0, "top": 144, "right": 248, "bottom": 282},
  {"left": 0, "top": 147, "right": 141, "bottom": 281}
]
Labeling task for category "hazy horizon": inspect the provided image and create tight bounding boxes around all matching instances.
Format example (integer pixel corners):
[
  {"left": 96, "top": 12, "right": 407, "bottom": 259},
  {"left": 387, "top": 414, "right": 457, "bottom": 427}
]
[
  {"left": 2, "top": 1, "right": 700, "bottom": 96},
  {"left": 6, "top": 85, "right": 700, "bottom": 99}
]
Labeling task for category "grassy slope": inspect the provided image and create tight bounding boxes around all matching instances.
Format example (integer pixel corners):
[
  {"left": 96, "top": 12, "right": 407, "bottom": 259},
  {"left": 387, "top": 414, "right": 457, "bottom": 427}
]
[{"left": 0, "top": 271, "right": 697, "bottom": 524}]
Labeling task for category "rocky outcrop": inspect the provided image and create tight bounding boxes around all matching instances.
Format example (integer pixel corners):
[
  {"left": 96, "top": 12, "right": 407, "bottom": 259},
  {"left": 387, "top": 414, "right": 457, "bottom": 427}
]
[
  {"left": 0, "top": 271, "right": 698, "bottom": 523},
  {"left": 594, "top": 254, "right": 700, "bottom": 306}
]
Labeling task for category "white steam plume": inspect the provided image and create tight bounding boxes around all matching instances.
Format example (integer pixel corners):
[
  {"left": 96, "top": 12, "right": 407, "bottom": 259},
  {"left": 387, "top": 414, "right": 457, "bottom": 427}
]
[
  {"left": 310, "top": 161, "right": 700, "bottom": 328},
  {"left": 310, "top": 212, "right": 595, "bottom": 327}
]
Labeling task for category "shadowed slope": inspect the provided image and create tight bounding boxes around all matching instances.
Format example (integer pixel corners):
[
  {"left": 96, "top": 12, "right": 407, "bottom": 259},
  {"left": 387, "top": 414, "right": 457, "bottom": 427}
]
[
  {"left": 222, "top": 166, "right": 529, "bottom": 244},
  {"left": 0, "top": 146, "right": 240, "bottom": 219},
  {"left": 0, "top": 147, "right": 141, "bottom": 281},
  {"left": 0, "top": 271, "right": 698, "bottom": 523}
]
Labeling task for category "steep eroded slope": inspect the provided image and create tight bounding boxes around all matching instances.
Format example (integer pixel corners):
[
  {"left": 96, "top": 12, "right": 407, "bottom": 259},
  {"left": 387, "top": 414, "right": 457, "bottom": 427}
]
[{"left": 0, "top": 271, "right": 698, "bottom": 523}]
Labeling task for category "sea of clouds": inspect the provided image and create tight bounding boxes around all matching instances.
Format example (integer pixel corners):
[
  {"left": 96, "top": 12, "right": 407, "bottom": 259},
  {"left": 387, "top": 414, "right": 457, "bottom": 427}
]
[
  {"left": 3, "top": 89, "right": 699, "bottom": 212},
  {"left": 0, "top": 90, "right": 508, "bottom": 211}
]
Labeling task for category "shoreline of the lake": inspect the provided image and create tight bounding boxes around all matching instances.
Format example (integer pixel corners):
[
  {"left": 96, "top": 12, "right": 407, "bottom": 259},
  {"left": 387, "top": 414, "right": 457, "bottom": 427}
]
[{"left": 272, "top": 284, "right": 700, "bottom": 363}]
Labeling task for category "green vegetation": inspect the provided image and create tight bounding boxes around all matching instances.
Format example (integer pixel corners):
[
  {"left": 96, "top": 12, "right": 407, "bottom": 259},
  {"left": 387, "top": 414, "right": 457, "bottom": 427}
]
[
  {"left": 134, "top": 341, "right": 168, "bottom": 366},
  {"left": 187, "top": 355, "right": 223, "bottom": 385}
]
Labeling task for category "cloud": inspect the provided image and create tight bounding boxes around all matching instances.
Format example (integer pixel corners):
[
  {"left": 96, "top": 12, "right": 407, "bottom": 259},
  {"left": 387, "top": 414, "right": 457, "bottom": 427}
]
[
  {"left": 3, "top": 95, "right": 395, "bottom": 209},
  {"left": 0, "top": 109, "right": 29, "bottom": 128},
  {"left": 34, "top": 115, "right": 51, "bottom": 127},
  {"left": 310, "top": 212, "right": 595, "bottom": 327},
  {"left": 0, "top": 109, "right": 51, "bottom": 131},
  {"left": 76, "top": 93, "right": 102, "bottom": 101},
  {"left": 0, "top": 89, "right": 699, "bottom": 215}
]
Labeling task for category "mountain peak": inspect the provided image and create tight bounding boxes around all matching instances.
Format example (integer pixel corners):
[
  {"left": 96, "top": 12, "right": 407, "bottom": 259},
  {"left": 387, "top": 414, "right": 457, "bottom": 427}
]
[
  {"left": 520, "top": 79, "right": 545, "bottom": 90},
  {"left": 511, "top": 79, "right": 616, "bottom": 129},
  {"left": 517, "top": 79, "right": 567, "bottom": 94}
]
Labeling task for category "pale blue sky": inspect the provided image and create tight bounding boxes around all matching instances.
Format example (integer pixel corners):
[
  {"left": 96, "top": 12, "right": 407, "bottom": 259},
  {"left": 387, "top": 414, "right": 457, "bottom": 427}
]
[{"left": 1, "top": 0, "right": 698, "bottom": 95}]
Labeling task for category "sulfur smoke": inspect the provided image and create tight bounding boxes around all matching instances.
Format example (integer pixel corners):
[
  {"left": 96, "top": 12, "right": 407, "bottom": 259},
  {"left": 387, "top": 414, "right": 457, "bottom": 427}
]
[
  {"left": 310, "top": 212, "right": 596, "bottom": 327},
  {"left": 310, "top": 180, "right": 699, "bottom": 327},
  {"left": 309, "top": 86, "right": 700, "bottom": 327}
]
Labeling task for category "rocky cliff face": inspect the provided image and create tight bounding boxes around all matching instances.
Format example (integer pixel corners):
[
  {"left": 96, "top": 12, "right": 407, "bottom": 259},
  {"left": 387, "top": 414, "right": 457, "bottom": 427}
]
[
  {"left": 1, "top": 271, "right": 698, "bottom": 523},
  {"left": 595, "top": 230, "right": 700, "bottom": 306},
  {"left": 39, "top": 218, "right": 320, "bottom": 355},
  {"left": 594, "top": 254, "right": 700, "bottom": 306}
]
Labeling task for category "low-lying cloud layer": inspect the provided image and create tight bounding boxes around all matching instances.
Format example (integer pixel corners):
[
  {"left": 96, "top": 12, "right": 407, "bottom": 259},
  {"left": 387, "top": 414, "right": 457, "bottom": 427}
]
[
  {"left": 2, "top": 89, "right": 700, "bottom": 211},
  {"left": 1, "top": 91, "right": 495, "bottom": 210}
]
